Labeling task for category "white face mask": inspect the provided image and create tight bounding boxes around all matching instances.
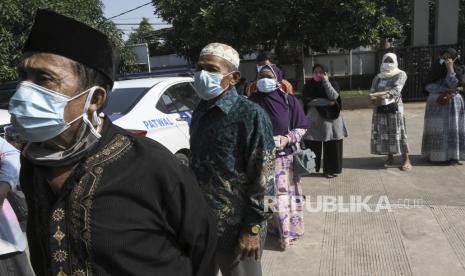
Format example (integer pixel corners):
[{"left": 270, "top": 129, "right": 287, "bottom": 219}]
[
  {"left": 381, "top": 62, "right": 396, "bottom": 72},
  {"left": 257, "top": 78, "right": 278, "bottom": 93},
  {"left": 257, "top": 65, "right": 264, "bottom": 73}
]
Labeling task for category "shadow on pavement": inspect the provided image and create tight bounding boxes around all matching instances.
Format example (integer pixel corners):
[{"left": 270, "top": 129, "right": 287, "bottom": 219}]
[
  {"left": 264, "top": 233, "right": 283, "bottom": 252},
  {"left": 342, "top": 154, "right": 460, "bottom": 170},
  {"left": 342, "top": 156, "right": 390, "bottom": 170}
]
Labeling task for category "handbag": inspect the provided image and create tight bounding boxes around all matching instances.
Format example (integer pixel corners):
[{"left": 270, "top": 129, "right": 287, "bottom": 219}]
[
  {"left": 293, "top": 143, "right": 317, "bottom": 176},
  {"left": 437, "top": 91, "right": 456, "bottom": 105},
  {"left": 284, "top": 93, "right": 316, "bottom": 176},
  {"left": 6, "top": 191, "right": 28, "bottom": 223},
  {"left": 376, "top": 102, "right": 398, "bottom": 113}
]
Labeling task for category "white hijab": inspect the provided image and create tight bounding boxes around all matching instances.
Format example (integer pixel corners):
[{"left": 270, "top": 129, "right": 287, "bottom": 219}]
[{"left": 378, "top": 53, "right": 403, "bottom": 79}]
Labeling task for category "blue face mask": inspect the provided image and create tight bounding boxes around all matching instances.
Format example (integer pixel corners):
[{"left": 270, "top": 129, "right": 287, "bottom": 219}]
[
  {"left": 257, "top": 78, "right": 278, "bottom": 93},
  {"left": 193, "top": 70, "right": 233, "bottom": 100},
  {"left": 9, "top": 81, "right": 98, "bottom": 142}
]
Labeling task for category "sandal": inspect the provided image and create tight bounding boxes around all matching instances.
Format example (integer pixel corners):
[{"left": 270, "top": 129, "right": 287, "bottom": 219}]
[
  {"left": 400, "top": 163, "right": 412, "bottom": 171},
  {"left": 384, "top": 156, "right": 395, "bottom": 167},
  {"left": 325, "top": 173, "right": 337, "bottom": 179}
]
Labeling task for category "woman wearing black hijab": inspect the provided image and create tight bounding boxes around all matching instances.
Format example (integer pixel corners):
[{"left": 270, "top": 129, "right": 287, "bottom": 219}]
[
  {"left": 422, "top": 48, "right": 465, "bottom": 164},
  {"left": 302, "top": 64, "right": 347, "bottom": 178}
]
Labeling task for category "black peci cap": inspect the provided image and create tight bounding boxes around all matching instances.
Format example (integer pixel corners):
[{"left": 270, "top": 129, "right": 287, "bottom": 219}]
[{"left": 23, "top": 9, "right": 120, "bottom": 87}]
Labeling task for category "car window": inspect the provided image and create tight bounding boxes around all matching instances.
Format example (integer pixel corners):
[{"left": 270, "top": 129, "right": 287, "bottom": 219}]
[
  {"left": 156, "top": 93, "right": 178, "bottom": 113},
  {"left": 0, "top": 82, "right": 17, "bottom": 110},
  {"left": 0, "top": 91, "right": 14, "bottom": 110},
  {"left": 156, "top": 82, "right": 199, "bottom": 114},
  {"left": 103, "top": 87, "right": 148, "bottom": 115}
]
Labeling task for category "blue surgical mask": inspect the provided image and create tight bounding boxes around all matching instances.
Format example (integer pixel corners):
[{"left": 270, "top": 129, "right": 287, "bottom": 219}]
[
  {"left": 193, "top": 70, "right": 233, "bottom": 100},
  {"left": 439, "top": 58, "right": 445, "bottom": 65},
  {"left": 9, "top": 81, "right": 99, "bottom": 142},
  {"left": 257, "top": 78, "right": 278, "bottom": 93}
]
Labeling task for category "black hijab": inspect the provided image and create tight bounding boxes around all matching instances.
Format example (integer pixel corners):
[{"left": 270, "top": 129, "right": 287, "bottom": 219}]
[
  {"left": 424, "top": 48, "right": 465, "bottom": 93},
  {"left": 302, "top": 64, "right": 342, "bottom": 120}
]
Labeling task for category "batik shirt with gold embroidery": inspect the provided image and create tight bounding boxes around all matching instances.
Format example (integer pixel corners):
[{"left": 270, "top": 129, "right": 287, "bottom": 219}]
[
  {"left": 21, "top": 122, "right": 217, "bottom": 276},
  {"left": 190, "top": 88, "right": 275, "bottom": 251}
]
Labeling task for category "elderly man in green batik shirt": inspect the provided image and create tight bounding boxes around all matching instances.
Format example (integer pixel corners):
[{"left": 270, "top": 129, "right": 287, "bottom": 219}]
[{"left": 190, "top": 43, "right": 275, "bottom": 276}]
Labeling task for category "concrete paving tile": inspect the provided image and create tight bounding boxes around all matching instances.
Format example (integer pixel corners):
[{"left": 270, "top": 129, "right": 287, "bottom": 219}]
[{"left": 396, "top": 207, "right": 465, "bottom": 276}]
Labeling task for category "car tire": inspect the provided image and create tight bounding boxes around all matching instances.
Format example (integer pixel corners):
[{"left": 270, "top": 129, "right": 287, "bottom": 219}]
[{"left": 175, "top": 153, "right": 189, "bottom": 166}]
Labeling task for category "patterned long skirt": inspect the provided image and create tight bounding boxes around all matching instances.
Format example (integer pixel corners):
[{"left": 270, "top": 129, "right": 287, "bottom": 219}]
[
  {"left": 371, "top": 108, "right": 410, "bottom": 155},
  {"left": 270, "top": 154, "right": 304, "bottom": 249},
  {"left": 421, "top": 94, "right": 465, "bottom": 162}
]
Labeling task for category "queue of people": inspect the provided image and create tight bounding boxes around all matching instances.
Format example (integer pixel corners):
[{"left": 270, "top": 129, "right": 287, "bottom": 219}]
[{"left": 1, "top": 8, "right": 465, "bottom": 276}]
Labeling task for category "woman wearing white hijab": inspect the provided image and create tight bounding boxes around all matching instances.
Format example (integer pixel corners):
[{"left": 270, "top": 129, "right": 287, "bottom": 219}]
[{"left": 369, "top": 53, "right": 412, "bottom": 171}]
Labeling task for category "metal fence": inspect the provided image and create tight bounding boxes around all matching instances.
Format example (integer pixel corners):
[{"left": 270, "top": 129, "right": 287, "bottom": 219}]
[{"left": 376, "top": 41, "right": 465, "bottom": 101}]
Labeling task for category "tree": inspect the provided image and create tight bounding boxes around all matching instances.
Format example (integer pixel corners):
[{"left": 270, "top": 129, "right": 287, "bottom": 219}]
[
  {"left": 151, "top": 0, "right": 403, "bottom": 63},
  {"left": 126, "top": 17, "right": 158, "bottom": 55},
  {"left": 126, "top": 18, "right": 179, "bottom": 57},
  {"left": 0, "top": 0, "right": 135, "bottom": 83}
]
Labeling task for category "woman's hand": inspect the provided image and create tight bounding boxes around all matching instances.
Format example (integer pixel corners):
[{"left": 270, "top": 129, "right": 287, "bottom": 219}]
[
  {"left": 279, "top": 135, "right": 290, "bottom": 150},
  {"left": 445, "top": 58, "right": 455, "bottom": 73},
  {"left": 370, "top": 96, "right": 384, "bottom": 106},
  {"left": 322, "top": 72, "right": 329, "bottom": 81}
]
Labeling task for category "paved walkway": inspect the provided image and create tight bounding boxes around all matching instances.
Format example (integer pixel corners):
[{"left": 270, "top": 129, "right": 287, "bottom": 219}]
[{"left": 262, "top": 103, "right": 465, "bottom": 276}]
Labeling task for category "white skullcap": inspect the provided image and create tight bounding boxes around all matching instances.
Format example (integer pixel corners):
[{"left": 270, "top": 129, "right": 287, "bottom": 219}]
[{"left": 200, "top": 43, "right": 240, "bottom": 69}]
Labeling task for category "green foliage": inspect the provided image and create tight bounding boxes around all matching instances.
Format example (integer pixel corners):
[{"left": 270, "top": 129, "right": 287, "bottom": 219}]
[
  {"left": 126, "top": 17, "right": 159, "bottom": 56},
  {"left": 126, "top": 18, "right": 180, "bottom": 57},
  {"left": 0, "top": 0, "right": 135, "bottom": 83},
  {"left": 152, "top": 0, "right": 403, "bottom": 62}
]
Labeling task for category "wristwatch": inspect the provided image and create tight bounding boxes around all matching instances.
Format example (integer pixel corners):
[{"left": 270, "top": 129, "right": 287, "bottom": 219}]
[{"left": 250, "top": 224, "right": 261, "bottom": 235}]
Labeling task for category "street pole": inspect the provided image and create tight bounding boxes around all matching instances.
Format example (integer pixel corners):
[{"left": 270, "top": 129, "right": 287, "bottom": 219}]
[
  {"left": 146, "top": 43, "right": 151, "bottom": 73},
  {"left": 349, "top": 49, "right": 353, "bottom": 90},
  {"left": 302, "top": 45, "right": 306, "bottom": 86}
]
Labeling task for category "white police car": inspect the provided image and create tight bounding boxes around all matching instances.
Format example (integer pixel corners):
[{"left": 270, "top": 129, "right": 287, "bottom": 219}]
[{"left": 103, "top": 76, "right": 199, "bottom": 165}]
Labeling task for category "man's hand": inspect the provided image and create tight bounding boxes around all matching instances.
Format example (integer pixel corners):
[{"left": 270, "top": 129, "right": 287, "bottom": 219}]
[
  {"left": 238, "top": 232, "right": 261, "bottom": 260},
  {"left": 0, "top": 181, "right": 11, "bottom": 208}
]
